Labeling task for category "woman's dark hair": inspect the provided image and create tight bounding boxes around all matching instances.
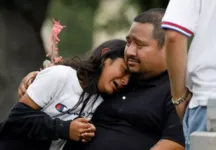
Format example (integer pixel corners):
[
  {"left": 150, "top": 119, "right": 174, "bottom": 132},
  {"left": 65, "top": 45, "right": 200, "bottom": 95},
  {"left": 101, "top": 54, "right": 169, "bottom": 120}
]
[{"left": 58, "top": 39, "right": 126, "bottom": 116}]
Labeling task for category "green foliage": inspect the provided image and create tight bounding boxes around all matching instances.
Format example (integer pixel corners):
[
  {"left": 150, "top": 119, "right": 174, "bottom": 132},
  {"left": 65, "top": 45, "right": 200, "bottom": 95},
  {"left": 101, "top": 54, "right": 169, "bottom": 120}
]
[
  {"left": 95, "top": 2, "right": 133, "bottom": 35},
  {"left": 130, "top": 0, "right": 169, "bottom": 12},
  {"left": 46, "top": 0, "right": 169, "bottom": 57},
  {"left": 47, "top": 0, "right": 100, "bottom": 57},
  {"left": 96, "top": 0, "right": 169, "bottom": 35}
]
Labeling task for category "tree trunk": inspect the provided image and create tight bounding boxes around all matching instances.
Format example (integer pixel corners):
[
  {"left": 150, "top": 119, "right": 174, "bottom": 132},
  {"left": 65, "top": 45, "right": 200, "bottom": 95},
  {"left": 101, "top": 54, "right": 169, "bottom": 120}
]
[{"left": 0, "top": 8, "right": 46, "bottom": 121}]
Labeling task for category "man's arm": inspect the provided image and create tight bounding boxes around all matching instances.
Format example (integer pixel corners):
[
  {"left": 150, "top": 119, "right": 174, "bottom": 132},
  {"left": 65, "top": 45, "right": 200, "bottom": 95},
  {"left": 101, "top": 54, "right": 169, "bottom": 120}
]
[
  {"left": 150, "top": 139, "right": 184, "bottom": 150},
  {"left": 165, "top": 30, "right": 189, "bottom": 120},
  {"left": 161, "top": 0, "right": 201, "bottom": 120},
  {"left": 151, "top": 96, "right": 185, "bottom": 150},
  {"left": 18, "top": 71, "right": 38, "bottom": 99}
]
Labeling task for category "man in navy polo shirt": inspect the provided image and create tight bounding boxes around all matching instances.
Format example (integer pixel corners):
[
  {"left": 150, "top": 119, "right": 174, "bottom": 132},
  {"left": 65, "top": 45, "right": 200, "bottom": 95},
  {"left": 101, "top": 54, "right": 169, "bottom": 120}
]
[
  {"left": 68, "top": 8, "right": 184, "bottom": 150},
  {"left": 60, "top": 8, "right": 184, "bottom": 150},
  {"left": 17, "top": 8, "right": 185, "bottom": 150}
]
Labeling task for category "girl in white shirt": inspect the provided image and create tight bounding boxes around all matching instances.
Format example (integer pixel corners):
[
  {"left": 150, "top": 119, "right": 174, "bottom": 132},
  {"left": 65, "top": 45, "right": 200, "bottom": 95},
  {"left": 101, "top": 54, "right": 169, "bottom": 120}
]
[{"left": 0, "top": 39, "right": 130, "bottom": 150}]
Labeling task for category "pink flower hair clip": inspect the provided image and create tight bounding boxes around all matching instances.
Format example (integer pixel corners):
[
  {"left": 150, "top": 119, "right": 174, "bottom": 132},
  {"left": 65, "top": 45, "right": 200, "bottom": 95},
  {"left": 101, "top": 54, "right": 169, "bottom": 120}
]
[{"left": 42, "top": 18, "right": 66, "bottom": 69}]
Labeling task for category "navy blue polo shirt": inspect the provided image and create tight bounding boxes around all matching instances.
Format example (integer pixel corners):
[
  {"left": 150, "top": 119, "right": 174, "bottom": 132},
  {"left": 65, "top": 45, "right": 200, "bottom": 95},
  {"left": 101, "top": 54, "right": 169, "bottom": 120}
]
[{"left": 64, "top": 71, "right": 185, "bottom": 150}]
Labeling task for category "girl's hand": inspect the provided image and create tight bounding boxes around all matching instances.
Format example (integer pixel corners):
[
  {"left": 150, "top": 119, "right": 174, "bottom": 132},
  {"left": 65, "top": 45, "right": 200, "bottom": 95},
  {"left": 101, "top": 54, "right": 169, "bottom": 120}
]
[
  {"left": 80, "top": 123, "right": 96, "bottom": 142},
  {"left": 69, "top": 118, "right": 95, "bottom": 141}
]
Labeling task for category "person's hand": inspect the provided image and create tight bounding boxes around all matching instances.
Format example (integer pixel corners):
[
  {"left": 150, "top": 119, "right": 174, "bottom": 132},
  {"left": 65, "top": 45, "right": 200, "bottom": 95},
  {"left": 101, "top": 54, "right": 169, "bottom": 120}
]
[
  {"left": 80, "top": 123, "right": 96, "bottom": 142},
  {"left": 186, "top": 89, "right": 192, "bottom": 104},
  {"left": 69, "top": 118, "right": 96, "bottom": 141},
  {"left": 18, "top": 71, "right": 39, "bottom": 99}
]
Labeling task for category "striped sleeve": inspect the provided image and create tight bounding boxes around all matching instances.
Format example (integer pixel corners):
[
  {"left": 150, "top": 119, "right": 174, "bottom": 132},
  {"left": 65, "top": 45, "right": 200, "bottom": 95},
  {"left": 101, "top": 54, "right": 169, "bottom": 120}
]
[
  {"left": 162, "top": 0, "right": 201, "bottom": 37},
  {"left": 161, "top": 21, "right": 193, "bottom": 37}
]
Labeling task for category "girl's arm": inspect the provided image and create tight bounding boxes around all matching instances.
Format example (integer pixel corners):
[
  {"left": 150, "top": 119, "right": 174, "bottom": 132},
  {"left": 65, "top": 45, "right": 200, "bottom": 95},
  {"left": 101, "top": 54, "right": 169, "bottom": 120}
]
[
  {"left": 1, "top": 66, "right": 94, "bottom": 141},
  {"left": 0, "top": 101, "right": 71, "bottom": 140}
]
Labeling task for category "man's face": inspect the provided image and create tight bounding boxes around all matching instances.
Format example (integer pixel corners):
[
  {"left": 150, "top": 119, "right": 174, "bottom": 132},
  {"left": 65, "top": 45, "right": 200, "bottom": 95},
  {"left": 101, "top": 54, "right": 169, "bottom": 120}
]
[{"left": 124, "top": 22, "right": 165, "bottom": 78}]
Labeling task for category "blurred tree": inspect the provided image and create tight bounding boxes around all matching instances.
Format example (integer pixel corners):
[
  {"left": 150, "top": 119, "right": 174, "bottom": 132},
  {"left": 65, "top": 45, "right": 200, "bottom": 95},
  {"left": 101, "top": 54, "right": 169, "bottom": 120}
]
[
  {"left": 47, "top": 0, "right": 100, "bottom": 57},
  {"left": 97, "top": 0, "right": 169, "bottom": 35},
  {"left": 46, "top": 0, "right": 169, "bottom": 57},
  {"left": 0, "top": 0, "right": 173, "bottom": 121},
  {"left": 0, "top": 0, "right": 50, "bottom": 121},
  {"left": 130, "top": 0, "right": 169, "bottom": 11}
]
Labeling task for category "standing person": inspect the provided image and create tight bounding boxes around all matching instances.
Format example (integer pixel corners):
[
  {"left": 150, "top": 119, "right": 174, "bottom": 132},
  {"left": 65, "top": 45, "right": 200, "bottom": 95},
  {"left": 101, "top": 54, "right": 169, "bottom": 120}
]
[
  {"left": 0, "top": 39, "right": 130, "bottom": 150},
  {"left": 19, "top": 9, "right": 185, "bottom": 150},
  {"left": 161, "top": 0, "right": 216, "bottom": 149}
]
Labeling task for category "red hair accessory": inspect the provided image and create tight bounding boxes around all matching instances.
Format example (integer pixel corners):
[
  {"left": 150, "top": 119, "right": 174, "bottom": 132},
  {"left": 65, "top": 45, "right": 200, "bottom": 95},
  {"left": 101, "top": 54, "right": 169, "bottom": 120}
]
[{"left": 42, "top": 18, "right": 66, "bottom": 69}]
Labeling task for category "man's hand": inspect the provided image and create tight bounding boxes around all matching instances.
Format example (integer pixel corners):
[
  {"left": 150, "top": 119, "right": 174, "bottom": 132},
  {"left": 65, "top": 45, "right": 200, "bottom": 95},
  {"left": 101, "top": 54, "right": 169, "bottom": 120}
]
[
  {"left": 175, "top": 89, "right": 192, "bottom": 120},
  {"left": 18, "top": 71, "right": 38, "bottom": 99},
  {"left": 69, "top": 118, "right": 96, "bottom": 142}
]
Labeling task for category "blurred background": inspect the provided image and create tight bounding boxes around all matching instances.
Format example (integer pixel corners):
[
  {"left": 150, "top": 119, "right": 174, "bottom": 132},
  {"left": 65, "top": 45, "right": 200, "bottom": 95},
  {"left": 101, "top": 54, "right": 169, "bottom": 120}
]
[{"left": 0, "top": 0, "right": 169, "bottom": 121}]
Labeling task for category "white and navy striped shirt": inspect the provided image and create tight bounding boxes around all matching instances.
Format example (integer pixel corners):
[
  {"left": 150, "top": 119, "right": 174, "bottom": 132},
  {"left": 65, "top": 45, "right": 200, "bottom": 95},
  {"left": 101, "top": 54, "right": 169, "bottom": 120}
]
[{"left": 162, "top": 0, "right": 216, "bottom": 108}]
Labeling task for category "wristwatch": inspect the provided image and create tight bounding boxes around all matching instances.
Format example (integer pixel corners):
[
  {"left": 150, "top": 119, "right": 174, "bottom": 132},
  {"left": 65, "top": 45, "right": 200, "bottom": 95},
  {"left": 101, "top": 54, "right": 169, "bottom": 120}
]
[{"left": 172, "top": 89, "right": 190, "bottom": 105}]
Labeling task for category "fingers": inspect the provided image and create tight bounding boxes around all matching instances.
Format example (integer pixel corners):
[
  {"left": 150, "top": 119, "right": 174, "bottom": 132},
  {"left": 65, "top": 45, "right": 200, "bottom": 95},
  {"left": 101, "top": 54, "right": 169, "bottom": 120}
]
[
  {"left": 69, "top": 118, "right": 96, "bottom": 142},
  {"left": 18, "top": 71, "right": 38, "bottom": 99},
  {"left": 89, "top": 124, "right": 96, "bottom": 132},
  {"left": 81, "top": 139, "right": 88, "bottom": 143},
  {"left": 74, "top": 118, "right": 92, "bottom": 133},
  {"left": 18, "top": 89, "right": 22, "bottom": 99},
  {"left": 27, "top": 77, "right": 35, "bottom": 85},
  {"left": 77, "top": 120, "right": 96, "bottom": 133},
  {"left": 18, "top": 88, "right": 24, "bottom": 99},
  {"left": 76, "top": 117, "right": 89, "bottom": 123},
  {"left": 77, "top": 122, "right": 96, "bottom": 135},
  {"left": 26, "top": 71, "right": 38, "bottom": 85},
  {"left": 78, "top": 123, "right": 92, "bottom": 133},
  {"left": 81, "top": 137, "right": 91, "bottom": 142},
  {"left": 81, "top": 132, "right": 95, "bottom": 142},
  {"left": 80, "top": 123, "right": 96, "bottom": 133},
  {"left": 81, "top": 132, "right": 95, "bottom": 138},
  {"left": 18, "top": 80, "right": 27, "bottom": 99},
  {"left": 31, "top": 71, "right": 39, "bottom": 76},
  {"left": 79, "top": 127, "right": 92, "bottom": 133}
]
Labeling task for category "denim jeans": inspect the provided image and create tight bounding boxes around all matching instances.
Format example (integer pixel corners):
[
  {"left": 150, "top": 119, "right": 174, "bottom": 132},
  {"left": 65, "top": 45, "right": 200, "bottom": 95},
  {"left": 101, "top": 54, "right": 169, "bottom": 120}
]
[{"left": 183, "top": 106, "right": 207, "bottom": 150}]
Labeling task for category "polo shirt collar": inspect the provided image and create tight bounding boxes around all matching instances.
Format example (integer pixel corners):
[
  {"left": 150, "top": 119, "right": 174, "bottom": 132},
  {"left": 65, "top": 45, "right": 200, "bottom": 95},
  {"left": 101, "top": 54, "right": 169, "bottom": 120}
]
[{"left": 130, "top": 71, "right": 169, "bottom": 87}]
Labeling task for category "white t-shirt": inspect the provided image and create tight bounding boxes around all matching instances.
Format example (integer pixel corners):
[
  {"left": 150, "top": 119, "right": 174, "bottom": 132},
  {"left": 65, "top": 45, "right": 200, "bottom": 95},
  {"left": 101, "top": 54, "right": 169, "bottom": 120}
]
[
  {"left": 162, "top": 0, "right": 216, "bottom": 108},
  {"left": 27, "top": 65, "right": 103, "bottom": 150}
]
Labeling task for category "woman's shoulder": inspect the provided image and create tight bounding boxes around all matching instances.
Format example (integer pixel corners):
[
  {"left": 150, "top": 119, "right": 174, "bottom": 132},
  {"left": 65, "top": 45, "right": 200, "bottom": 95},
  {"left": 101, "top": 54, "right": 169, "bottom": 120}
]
[
  {"left": 38, "top": 65, "right": 77, "bottom": 82},
  {"left": 44, "top": 65, "right": 75, "bottom": 71}
]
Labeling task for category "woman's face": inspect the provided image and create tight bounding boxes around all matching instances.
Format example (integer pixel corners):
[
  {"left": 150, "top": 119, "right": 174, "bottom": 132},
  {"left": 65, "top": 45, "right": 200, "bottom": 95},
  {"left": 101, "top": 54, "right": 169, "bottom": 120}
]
[{"left": 98, "top": 58, "right": 130, "bottom": 94}]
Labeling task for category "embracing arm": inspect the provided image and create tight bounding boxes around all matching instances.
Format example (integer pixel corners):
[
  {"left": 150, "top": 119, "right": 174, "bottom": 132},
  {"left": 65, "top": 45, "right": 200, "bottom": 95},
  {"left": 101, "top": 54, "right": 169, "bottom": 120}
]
[
  {"left": 0, "top": 96, "right": 71, "bottom": 140},
  {"left": 150, "top": 139, "right": 184, "bottom": 150},
  {"left": 150, "top": 96, "right": 185, "bottom": 150},
  {"left": 1, "top": 93, "right": 94, "bottom": 141},
  {"left": 18, "top": 71, "right": 38, "bottom": 99},
  {"left": 1, "top": 66, "right": 95, "bottom": 141},
  {"left": 1, "top": 66, "right": 73, "bottom": 140},
  {"left": 1, "top": 67, "right": 69, "bottom": 140}
]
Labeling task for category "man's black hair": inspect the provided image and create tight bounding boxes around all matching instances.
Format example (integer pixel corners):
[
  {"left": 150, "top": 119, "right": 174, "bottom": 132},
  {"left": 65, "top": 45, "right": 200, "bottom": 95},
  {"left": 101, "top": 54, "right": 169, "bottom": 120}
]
[{"left": 134, "top": 8, "right": 165, "bottom": 48}]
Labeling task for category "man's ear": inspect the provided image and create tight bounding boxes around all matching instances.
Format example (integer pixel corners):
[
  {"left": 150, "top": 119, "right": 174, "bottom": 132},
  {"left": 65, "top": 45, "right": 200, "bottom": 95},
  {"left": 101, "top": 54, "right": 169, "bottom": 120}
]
[{"left": 101, "top": 48, "right": 110, "bottom": 56}]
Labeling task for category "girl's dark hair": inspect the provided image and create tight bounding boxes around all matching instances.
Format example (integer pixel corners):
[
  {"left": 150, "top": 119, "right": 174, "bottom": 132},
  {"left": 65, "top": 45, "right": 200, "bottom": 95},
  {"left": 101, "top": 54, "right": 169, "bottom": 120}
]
[{"left": 58, "top": 39, "right": 126, "bottom": 116}]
